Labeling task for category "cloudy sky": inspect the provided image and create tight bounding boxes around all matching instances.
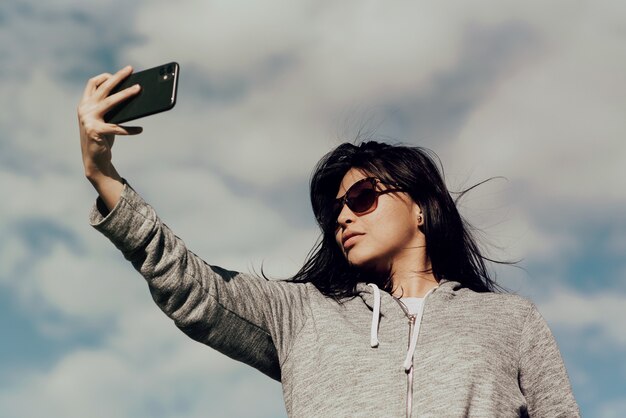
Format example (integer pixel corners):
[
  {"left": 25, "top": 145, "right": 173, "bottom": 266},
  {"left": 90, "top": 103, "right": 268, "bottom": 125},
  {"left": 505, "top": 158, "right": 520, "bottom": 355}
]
[{"left": 1, "top": 0, "right": 625, "bottom": 416}]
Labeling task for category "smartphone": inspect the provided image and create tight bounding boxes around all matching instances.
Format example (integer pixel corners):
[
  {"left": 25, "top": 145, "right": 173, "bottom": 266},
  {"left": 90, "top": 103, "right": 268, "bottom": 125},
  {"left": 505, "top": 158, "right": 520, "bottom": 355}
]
[{"left": 105, "top": 62, "right": 179, "bottom": 124}]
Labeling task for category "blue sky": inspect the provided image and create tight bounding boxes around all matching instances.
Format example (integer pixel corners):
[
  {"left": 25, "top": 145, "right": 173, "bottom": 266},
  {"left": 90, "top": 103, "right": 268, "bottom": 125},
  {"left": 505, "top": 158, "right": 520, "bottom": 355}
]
[{"left": 1, "top": 0, "right": 625, "bottom": 416}]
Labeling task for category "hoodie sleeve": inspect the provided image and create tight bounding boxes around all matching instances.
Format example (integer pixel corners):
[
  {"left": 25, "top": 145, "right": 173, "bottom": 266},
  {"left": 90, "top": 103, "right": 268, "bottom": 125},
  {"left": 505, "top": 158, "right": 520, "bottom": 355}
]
[
  {"left": 89, "top": 183, "right": 309, "bottom": 381},
  {"left": 518, "top": 303, "right": 580, "bottom": 417}
]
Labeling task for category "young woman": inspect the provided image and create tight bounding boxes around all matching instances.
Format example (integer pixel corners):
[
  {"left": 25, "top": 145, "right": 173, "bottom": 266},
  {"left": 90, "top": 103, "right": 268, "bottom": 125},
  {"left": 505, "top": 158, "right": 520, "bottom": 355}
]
[{"left": 78, "top": 66, "right": 580, "bottom": 417}]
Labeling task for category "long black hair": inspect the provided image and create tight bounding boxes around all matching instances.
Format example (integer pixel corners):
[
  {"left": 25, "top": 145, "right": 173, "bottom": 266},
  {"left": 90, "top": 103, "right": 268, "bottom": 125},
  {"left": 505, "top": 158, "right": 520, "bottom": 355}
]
[{"left": 289, "top": 140, "right": 508, "bottom": 298}]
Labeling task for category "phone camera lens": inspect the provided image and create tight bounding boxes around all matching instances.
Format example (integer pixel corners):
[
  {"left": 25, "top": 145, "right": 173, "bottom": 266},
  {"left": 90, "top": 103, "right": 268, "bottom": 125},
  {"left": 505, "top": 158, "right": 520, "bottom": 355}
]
[{"left": 167, "top": 65, "right": 173, "bottom": 74}]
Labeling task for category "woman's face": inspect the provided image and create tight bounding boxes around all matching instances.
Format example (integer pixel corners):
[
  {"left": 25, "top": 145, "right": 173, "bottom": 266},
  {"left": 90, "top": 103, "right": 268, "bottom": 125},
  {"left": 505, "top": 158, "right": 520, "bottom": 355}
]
[{"left": 334, "top": 168, "right": 425, "bottom": 274}]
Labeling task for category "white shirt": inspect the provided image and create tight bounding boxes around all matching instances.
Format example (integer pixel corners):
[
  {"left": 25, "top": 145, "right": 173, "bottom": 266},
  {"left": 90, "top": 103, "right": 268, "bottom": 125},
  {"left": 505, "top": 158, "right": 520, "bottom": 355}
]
[{"left": 401, "top": 297, "right": 424, "bottom": 315}]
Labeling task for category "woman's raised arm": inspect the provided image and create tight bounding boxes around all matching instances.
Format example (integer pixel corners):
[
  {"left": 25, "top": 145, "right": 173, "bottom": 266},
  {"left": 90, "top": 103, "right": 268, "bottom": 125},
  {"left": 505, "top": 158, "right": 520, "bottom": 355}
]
[
  {"left": 77, "top": 65, "right": 142, "bottom": 212},
  {"left": 80, "top": 67, "right": 310, "bottom": 380}
]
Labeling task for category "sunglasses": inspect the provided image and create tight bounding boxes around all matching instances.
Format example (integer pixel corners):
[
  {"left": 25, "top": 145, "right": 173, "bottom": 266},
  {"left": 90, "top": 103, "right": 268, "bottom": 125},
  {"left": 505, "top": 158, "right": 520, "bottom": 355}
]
[{"left": 331, "top": 177, "right": 402, "bottom": 225}]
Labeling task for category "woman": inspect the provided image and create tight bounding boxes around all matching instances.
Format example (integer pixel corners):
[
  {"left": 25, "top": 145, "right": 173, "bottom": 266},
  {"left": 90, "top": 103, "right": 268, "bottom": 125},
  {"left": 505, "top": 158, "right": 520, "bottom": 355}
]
[{"left": 78, "top": 66, "right": 580, "bottom": 417}]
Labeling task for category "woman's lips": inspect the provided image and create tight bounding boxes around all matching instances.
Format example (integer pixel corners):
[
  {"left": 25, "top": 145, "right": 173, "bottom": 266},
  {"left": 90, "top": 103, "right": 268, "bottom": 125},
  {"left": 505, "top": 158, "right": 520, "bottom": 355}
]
[{"left": 342, "top": 232, "right": 363, "bottom": 249}]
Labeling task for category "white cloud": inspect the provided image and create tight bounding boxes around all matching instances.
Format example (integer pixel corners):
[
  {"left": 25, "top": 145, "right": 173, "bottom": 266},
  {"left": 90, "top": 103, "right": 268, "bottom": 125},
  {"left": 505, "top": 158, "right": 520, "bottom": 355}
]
[
  {"left": 448, "top": 22, "right": 626, "bottom": 206},
  {"left": 454, "top": 177, "right": 580, "bottom": 263},
  {"left": 29, "top": 245, "right": 146, "bottom": 323},
  {"left": 538, "top": 287, "right": 626, "bottom": 348},
  {"left": 115, "top": 0, "right": 626, "bottom": 203},
  {"left": 117, "top": 1, "right": 502, "bottom": 187},
  {"left": 0, "top": 170, "right": 90, "bottom": 224},
  {"left": 0, "top": 0, "right": 142, "bottom": 86},
  {"left": 123, "top": 0, "right": 307, "bottom": 77},
  {"left": 0, "top": 303, "right": 285, "bottom": 418},
  {"left": 124, "top": 0, "right": 462, "bottom": 86},
  {"left": 0, "top": 168, "right": 146, "bottom": 327}
]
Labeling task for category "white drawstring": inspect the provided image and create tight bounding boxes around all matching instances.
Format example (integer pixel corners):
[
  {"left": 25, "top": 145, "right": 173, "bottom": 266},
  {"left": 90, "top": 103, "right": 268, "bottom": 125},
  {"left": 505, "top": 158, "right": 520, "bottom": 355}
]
[
  {"left": 366, "top": 283, "right": 438, "bottom": 370},
  {"left": 402, "top": 287, "right": 437, "bottom": 371},
  {"left": 367, "top": 283, "right": 381, "bottom": 347},
  {"left": 402, "top": 315, "right": 421, "bottom": 371}
]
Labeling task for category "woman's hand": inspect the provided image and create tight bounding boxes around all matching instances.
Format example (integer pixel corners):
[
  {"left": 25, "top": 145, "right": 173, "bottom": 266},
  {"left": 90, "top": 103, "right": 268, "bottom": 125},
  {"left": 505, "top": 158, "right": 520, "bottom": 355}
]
[{"left": 78, "top": 65, "right": 142, "bottom": 210}]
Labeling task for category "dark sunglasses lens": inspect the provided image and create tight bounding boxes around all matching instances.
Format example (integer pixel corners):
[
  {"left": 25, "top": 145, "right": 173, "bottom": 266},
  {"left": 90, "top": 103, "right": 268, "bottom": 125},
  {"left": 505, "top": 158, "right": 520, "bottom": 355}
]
[
  {"left": 347, "top": 181, "right": 377, "bottom": 213},
  {"left": 324, "top": 178, "right": 379, "bottom": 229},
  {"left": 331, "top": 200, "right": 343, "bottom": 220}
]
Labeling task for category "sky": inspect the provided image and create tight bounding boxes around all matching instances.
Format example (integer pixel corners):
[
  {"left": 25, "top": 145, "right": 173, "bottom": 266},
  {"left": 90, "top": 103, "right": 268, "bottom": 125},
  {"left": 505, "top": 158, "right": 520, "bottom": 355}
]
[{"left": 0, "top": 0, "right": 625, "bottom": 416}]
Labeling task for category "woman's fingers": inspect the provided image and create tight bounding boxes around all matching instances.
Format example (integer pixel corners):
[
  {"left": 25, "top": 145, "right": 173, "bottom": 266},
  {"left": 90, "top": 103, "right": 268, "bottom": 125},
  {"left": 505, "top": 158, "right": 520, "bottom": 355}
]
[
  {"left": 93, "top": 65, "right": 133, "bottom": 99},
  {"left": 81, "top": 117, "right": 142, "bottom": 140},
  {"left": 78, "top": 66, "right": 143, "bottom": 152},
  {"left": 106, "top": 124, "right": 143, "bottom": 136},
  {"left": 98, "top": 83, "right": 141, "bottom": 115},
  {"left": 79, "top": 83, "right": 141, "bottom": 125},
  {"left": 82, "top": 73, "right": 112, "bottom": 101}
]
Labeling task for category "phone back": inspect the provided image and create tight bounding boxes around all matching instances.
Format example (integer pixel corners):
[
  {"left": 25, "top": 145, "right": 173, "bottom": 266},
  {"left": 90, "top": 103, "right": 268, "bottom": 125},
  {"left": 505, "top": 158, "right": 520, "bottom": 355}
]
[{"left": 105, "top": 62, "right": 179, "bottom": 124}]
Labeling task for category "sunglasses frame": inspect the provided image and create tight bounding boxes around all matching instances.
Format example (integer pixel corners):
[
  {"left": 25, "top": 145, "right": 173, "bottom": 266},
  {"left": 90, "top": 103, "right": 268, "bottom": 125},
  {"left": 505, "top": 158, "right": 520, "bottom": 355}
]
[{"left": 332, "top": 177, "right": 402, "bottom": 224}]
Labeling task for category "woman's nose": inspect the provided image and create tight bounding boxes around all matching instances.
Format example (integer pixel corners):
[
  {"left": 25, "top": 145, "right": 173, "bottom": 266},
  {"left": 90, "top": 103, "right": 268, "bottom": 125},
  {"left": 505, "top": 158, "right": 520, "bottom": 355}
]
[{"left": 336, "top": 204, "right": 355, "bottom": 228}]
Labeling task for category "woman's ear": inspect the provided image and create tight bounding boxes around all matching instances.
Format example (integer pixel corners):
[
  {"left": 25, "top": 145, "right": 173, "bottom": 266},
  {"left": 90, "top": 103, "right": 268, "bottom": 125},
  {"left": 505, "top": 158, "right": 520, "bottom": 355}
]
[{"left": 414, "top": 203, "right": 424, "bottom": 226}]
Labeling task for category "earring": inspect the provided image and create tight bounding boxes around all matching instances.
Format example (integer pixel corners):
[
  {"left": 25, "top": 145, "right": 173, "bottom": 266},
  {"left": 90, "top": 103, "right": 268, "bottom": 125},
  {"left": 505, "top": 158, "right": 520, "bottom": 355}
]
[{"left": 417, "top": 214, "right": 423, "bottom": 224}]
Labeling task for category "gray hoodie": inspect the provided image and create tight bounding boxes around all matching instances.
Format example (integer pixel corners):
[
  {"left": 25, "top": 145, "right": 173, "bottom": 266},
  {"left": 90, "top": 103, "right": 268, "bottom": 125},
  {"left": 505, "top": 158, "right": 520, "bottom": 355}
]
[{"left": 90, "top": 184, "right": 580, "bottom": 417}]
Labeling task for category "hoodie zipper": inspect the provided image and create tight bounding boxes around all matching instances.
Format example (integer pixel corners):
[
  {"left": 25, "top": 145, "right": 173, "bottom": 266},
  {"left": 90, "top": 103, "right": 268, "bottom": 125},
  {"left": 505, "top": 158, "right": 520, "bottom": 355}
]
[
  {"left": 394, "top": 287, "right": 437, "bottom": 418},
  {"left": 406, "top": 314, "right": 417, "bottom": 418},
  {"left": 394, "top": 299, "right": 416, "bottom": 418}
]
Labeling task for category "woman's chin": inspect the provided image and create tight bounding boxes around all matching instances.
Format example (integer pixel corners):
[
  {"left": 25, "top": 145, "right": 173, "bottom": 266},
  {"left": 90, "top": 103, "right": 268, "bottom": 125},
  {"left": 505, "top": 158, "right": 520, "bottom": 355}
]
[
  {"left": 346, "top": 251, "right": 385, "bottom": 273},
  {"left": 345, "top": 248, "right": 368, "bottom": 267}
]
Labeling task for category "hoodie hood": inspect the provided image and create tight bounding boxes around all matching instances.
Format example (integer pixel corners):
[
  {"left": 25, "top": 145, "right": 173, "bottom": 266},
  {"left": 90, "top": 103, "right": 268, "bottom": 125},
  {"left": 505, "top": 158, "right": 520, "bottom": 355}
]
[
  {"left": 356, "top": 279, "right": 462, "bottom": 371},
  {"left": 356, "top": 279, "right": 461, "bottom": 312}
]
